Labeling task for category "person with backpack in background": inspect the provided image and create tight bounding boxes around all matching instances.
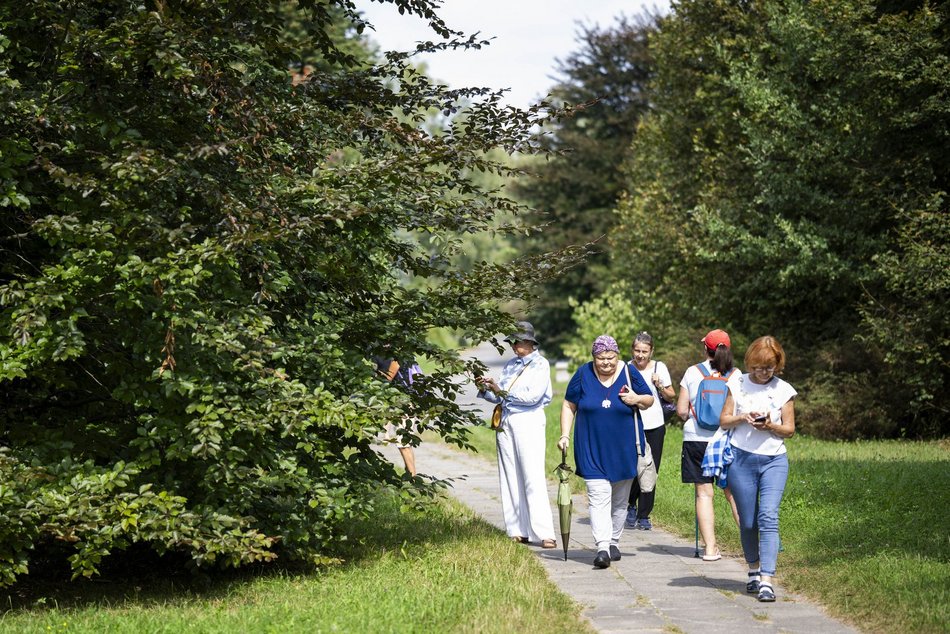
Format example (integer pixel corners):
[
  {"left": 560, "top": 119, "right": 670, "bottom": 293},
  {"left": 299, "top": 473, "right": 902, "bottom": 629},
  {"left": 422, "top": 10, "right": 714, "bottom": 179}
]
[
  {"left": 625, "top": 331, "right": 675, "bottom": 531},
  {"left": 374, "top": 355, "right": 424, "bottom": 476},
  {"left": 676, "top": 329, "right": 741, "bottom": 561},
  {"left": 719, "top": 336, "right": 797, "bottom": 603}
]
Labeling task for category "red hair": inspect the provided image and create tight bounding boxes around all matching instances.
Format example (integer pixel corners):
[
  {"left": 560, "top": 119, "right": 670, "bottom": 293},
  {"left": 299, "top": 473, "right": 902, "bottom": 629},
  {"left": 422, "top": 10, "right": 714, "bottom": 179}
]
[{"left": 744, "top": 336, "right": 786, "bottom": 373}]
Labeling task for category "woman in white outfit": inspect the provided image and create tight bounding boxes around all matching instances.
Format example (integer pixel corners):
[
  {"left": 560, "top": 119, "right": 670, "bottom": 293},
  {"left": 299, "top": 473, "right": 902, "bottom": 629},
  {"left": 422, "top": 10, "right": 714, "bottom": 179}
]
[
  {"left": 477, "top": 321, "right": 557, "bottom": 548},
  {"left": 720, "top": 336, "right": 797, "bottom": 603}
]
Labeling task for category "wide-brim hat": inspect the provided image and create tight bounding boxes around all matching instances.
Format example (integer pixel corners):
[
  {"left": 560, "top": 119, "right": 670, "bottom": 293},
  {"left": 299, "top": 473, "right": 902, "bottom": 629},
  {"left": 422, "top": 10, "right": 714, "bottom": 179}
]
[{"left": 505, "top": 321, "right": 539, "bottom": 345}]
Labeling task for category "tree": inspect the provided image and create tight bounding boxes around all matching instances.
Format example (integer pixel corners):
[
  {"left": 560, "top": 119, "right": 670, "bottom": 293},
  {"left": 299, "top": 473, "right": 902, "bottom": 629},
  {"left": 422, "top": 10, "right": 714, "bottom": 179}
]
[
  {"left": 0, "top": 0, "right": 578, "bottom": 584},
  {"left": 608, "top": 0, "right": 949, "bottom": 437},
  {"left": 513, "top": 14, "right": 658, "bottom": 354}
]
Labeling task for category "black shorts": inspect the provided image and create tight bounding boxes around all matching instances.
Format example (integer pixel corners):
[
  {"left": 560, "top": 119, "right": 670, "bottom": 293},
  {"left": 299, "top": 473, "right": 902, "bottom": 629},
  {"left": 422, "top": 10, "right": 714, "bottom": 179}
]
[{"left": 681, "top": 441, "right": 714, "bottom": 484}]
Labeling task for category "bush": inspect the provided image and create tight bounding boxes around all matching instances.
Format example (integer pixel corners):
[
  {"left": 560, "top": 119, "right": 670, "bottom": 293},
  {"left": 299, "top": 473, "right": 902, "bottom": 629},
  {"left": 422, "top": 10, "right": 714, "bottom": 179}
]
[{"left": 0, "top": 1, "right": 577, "bottom": 584}]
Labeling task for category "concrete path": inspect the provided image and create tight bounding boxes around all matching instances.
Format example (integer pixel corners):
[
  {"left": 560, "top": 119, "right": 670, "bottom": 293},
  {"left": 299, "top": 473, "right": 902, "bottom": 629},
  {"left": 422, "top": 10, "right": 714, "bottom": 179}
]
[{"left": 380, "top": 342, "right": 859, "bottom": 634}]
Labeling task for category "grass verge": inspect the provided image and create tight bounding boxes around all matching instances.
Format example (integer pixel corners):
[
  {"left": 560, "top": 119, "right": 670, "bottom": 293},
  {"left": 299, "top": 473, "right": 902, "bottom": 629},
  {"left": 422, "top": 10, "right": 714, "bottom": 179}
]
[{"left": 0, "top": 495, "right": 594, "bottom": 634}]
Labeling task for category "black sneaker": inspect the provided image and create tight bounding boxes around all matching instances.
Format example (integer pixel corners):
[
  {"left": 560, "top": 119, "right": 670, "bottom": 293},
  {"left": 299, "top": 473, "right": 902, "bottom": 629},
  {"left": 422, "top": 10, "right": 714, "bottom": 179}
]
[
  {"left": 593, "top": 550, "right": 611, "bottom": 569},
  {"left": 609, "top": 545, "right": 621, "bottom": 561}
]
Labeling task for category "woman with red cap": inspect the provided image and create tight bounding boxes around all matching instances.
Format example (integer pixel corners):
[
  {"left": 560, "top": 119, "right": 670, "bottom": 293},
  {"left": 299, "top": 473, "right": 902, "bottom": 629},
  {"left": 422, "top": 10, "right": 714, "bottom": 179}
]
[{"left": 675, "top": 329, "right": 741, "bottom": 561}]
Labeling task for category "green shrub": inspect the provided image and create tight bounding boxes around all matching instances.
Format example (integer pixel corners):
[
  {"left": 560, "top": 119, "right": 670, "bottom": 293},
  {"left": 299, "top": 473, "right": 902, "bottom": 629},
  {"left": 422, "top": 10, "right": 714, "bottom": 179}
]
[{"left": 0, "top": 2, "right": 577, "bottom": 584}]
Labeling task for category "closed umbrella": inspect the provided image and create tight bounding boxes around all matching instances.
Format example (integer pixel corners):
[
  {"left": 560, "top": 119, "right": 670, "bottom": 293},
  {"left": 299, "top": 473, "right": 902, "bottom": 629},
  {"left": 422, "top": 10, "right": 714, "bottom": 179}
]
[{"left": 554, "top": 447, "right": 574, "bottom": 561}]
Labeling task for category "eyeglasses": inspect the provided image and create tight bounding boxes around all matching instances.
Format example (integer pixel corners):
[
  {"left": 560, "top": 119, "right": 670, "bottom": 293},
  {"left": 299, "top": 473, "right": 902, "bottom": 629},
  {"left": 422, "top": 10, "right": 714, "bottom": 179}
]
[{"left": 750, "top": 366, "right": 776, "bottom": 373}]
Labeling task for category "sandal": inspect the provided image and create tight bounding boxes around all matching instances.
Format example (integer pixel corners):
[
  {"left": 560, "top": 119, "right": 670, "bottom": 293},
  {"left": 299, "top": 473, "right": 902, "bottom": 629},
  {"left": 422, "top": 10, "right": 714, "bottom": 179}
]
[
  {"left": 701, "top": 549, "right": 722, "bottom": 562},
  {"left": 511, "top": 536, "right": 528, "bottom": 544},
  {"left": 757, "top": 582, "right": 776, "bottom": 602},
  {"left": 540, "top": 539, "right": 557, "bottom": 549},
  {"left": 746, "top": 570, "right": 761, "bottom": 594}
]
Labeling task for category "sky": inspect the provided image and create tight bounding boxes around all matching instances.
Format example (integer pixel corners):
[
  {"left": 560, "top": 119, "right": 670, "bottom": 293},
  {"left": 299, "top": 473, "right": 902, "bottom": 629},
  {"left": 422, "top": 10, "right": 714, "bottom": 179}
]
[{"left": 355, "top": 0, "right": 670, "bottom": 109}]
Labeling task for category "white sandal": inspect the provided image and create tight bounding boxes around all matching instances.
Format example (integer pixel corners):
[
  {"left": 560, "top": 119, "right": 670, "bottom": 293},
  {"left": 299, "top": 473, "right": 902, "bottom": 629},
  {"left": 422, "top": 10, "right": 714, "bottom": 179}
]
[{"left": 701, "top": 549, "right": 722, "bottom": 561}]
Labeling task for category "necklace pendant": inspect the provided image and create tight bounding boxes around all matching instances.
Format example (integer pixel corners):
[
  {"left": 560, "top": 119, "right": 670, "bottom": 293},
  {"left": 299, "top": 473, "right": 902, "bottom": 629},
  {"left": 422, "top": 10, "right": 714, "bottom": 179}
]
[{"left": 601, "top": 399, "right": 611, "bottom": 409}]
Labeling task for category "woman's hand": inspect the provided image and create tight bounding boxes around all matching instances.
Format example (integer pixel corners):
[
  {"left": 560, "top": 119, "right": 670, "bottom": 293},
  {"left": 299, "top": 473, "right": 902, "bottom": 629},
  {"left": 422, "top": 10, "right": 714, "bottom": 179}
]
[
  {"left": 559, "top": 400, "right": 577, "bottom": 451},
  {"left": 619, "top": 387, "right": 653, "bottom": 409},
  {"left": 749, "top": 411, "right": 769, "bottom": 430},
  {"left": 618, "top": 387, "right": 638, "bottom": 407},
  {"left": 476, "top": 376, "right": 500, "bottom": 394}
]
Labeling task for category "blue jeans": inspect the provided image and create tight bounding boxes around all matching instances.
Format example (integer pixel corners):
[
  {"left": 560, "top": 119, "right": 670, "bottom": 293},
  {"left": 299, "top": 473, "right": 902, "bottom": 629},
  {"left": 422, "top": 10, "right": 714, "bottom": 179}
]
[{"left": 728, "top": 447, "right": 788, "bottom": 576}]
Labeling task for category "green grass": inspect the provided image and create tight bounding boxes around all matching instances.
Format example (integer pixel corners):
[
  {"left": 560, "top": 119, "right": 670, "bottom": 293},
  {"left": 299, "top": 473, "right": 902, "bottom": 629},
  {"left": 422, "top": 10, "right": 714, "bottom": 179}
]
[
  {"left": 7, "top": 365, "right": 947, "bottom": 634},
  {"left": 466, "top": 368, "right": 950, "bottom": 634},
  {"left": 0, "top": 496, "right": 594, "bottom": 634}
]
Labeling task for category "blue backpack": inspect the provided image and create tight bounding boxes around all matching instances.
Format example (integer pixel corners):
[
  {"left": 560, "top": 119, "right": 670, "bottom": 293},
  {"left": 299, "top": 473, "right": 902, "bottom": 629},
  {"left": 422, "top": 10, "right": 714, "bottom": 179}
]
[{"left": 691, "top": 364, "right": 737, "bottom": 431}]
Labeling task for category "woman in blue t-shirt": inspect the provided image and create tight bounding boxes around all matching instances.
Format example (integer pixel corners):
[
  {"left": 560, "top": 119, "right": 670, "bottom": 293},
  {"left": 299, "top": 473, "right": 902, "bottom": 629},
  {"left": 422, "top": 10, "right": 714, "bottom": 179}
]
[{"left": 557, "top": 335, "right": 654, "bottom": 569}]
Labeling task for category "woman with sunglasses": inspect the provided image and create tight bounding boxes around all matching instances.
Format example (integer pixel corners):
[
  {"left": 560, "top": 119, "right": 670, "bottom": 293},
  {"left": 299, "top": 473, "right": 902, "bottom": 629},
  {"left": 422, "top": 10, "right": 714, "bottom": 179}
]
[
  {"left": 477, "top": 321, "right": 558, "bottom": 549},
  {"left": 719, "top": 336, "right": 797, "bottom": 603}
]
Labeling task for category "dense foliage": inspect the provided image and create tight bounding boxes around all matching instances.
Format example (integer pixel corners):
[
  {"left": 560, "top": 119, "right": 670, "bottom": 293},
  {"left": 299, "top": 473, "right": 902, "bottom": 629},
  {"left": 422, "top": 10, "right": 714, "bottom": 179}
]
[
  {"left": 0, "top": 0, "right": 578, "bottom": 584},
  {"left": 513, "top": 15, "right": 657, "bottom": 354},
  {"left": 582, "top": 0, "right": 949, "bottom": 438}
]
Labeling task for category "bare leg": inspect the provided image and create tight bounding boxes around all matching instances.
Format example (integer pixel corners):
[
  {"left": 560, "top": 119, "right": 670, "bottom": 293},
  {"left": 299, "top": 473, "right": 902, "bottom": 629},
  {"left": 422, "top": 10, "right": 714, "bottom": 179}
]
[
  {"left": 696, "top": 483, "right": 717, "bottom": 556},
  {"left": 398, "top": 447, "right": 416, "bottom": 476}
]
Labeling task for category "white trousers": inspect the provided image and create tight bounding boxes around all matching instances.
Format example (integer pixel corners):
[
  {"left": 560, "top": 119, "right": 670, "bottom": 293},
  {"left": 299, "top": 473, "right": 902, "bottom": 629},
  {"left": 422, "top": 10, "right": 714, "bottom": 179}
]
[
  {"left": 496, "top": 408, "right": 556, "bottom": 542},
  {"left": 585, "top": 478, "right": 634, "bottom": 551}
]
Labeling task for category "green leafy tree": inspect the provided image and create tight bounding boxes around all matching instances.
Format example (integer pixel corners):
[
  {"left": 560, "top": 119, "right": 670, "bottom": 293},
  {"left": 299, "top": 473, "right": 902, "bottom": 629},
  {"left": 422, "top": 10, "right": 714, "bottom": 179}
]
[
  {"left": 513, "top": 14, "right": 657, "bottom": 354},
  {"left": 0, "top": 0, "right": 579, "bottom": 584},
  {"left": 610, "top": 0, "right": 948, "bottom": 437}
]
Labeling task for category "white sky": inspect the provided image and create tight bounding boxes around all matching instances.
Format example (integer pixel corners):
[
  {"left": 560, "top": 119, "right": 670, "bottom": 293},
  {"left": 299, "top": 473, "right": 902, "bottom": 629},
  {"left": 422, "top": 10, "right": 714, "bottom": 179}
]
[{"left": 355, "top": 0, "right": 670, "bottom": 109}]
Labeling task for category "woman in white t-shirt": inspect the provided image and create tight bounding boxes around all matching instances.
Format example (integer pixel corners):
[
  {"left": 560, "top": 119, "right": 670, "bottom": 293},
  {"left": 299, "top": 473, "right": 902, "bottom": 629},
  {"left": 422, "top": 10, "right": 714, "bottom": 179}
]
[
  {"left": 624, "top": 332, "right": 674, "bottom": 531},
  {"left": 675, "top": 329, "right": 741, "bottom": 561},
  {"left": 720, "top": 336, "right": 797, "bottom": 604}
]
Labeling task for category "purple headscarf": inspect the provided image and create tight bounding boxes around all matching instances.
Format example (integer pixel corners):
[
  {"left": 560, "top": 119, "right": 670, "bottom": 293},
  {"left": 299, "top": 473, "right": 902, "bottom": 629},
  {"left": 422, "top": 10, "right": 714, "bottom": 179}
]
[{"left": 591, "top": 335, "right": 620, "bottom": 357}]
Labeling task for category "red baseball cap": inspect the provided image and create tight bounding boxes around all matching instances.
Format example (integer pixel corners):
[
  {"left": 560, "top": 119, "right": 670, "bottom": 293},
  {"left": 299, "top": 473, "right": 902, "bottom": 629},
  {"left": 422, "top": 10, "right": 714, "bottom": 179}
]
[{"left": 701, "top": 329, "right": 731, "bottom": 350}]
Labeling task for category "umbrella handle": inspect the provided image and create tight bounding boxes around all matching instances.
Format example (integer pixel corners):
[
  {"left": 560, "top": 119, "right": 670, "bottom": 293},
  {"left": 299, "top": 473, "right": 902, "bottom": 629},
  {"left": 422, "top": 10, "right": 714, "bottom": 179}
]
[{"left": 561, "top": 446, "right": 566, "bottom": 463}]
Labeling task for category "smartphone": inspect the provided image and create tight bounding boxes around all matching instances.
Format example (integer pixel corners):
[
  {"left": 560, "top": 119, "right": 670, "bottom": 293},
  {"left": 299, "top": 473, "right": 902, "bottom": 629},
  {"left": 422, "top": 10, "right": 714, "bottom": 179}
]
[
  {"left": 620, "top": 385, "right": 629, "bottom": 394},
  {"left": 753, "top": 414, "right": 767, "bottom": 422}
]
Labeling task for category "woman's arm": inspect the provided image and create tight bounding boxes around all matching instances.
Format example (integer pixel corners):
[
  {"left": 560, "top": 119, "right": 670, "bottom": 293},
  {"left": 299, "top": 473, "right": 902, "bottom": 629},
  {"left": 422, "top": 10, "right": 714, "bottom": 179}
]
[
  {"left": 676, "top": 383, "right": 690, "bottom": 421},
  {"left": 619, "top": 390, "right": 654, "bottom": 410},
  {"left": 475, "top": 376, "right": 502, "bottom": 404},
  {"left": 719, "top": 391, "right": 753, "bottom": 429},
  {"left": 620, "top": 364, "right": 655, "bottom": 410},
  {"left": 557, "top": 400, "right": 578, "bottom": 450},
  {"left": 762, "top": 398, "right": 796, "bottom": 439},
  {"left": 657, "top": 383, "right": 675, "bottom": 402},
  {"left": 654, "top": 362, "right": 676, "bottom": 402}
]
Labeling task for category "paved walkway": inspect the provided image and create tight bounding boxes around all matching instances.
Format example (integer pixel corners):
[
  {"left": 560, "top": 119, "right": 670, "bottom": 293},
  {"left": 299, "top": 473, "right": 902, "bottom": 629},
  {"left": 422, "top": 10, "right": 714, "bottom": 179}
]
[{"left": 379, "top": 342, "right": 858, "bottom": 633}]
